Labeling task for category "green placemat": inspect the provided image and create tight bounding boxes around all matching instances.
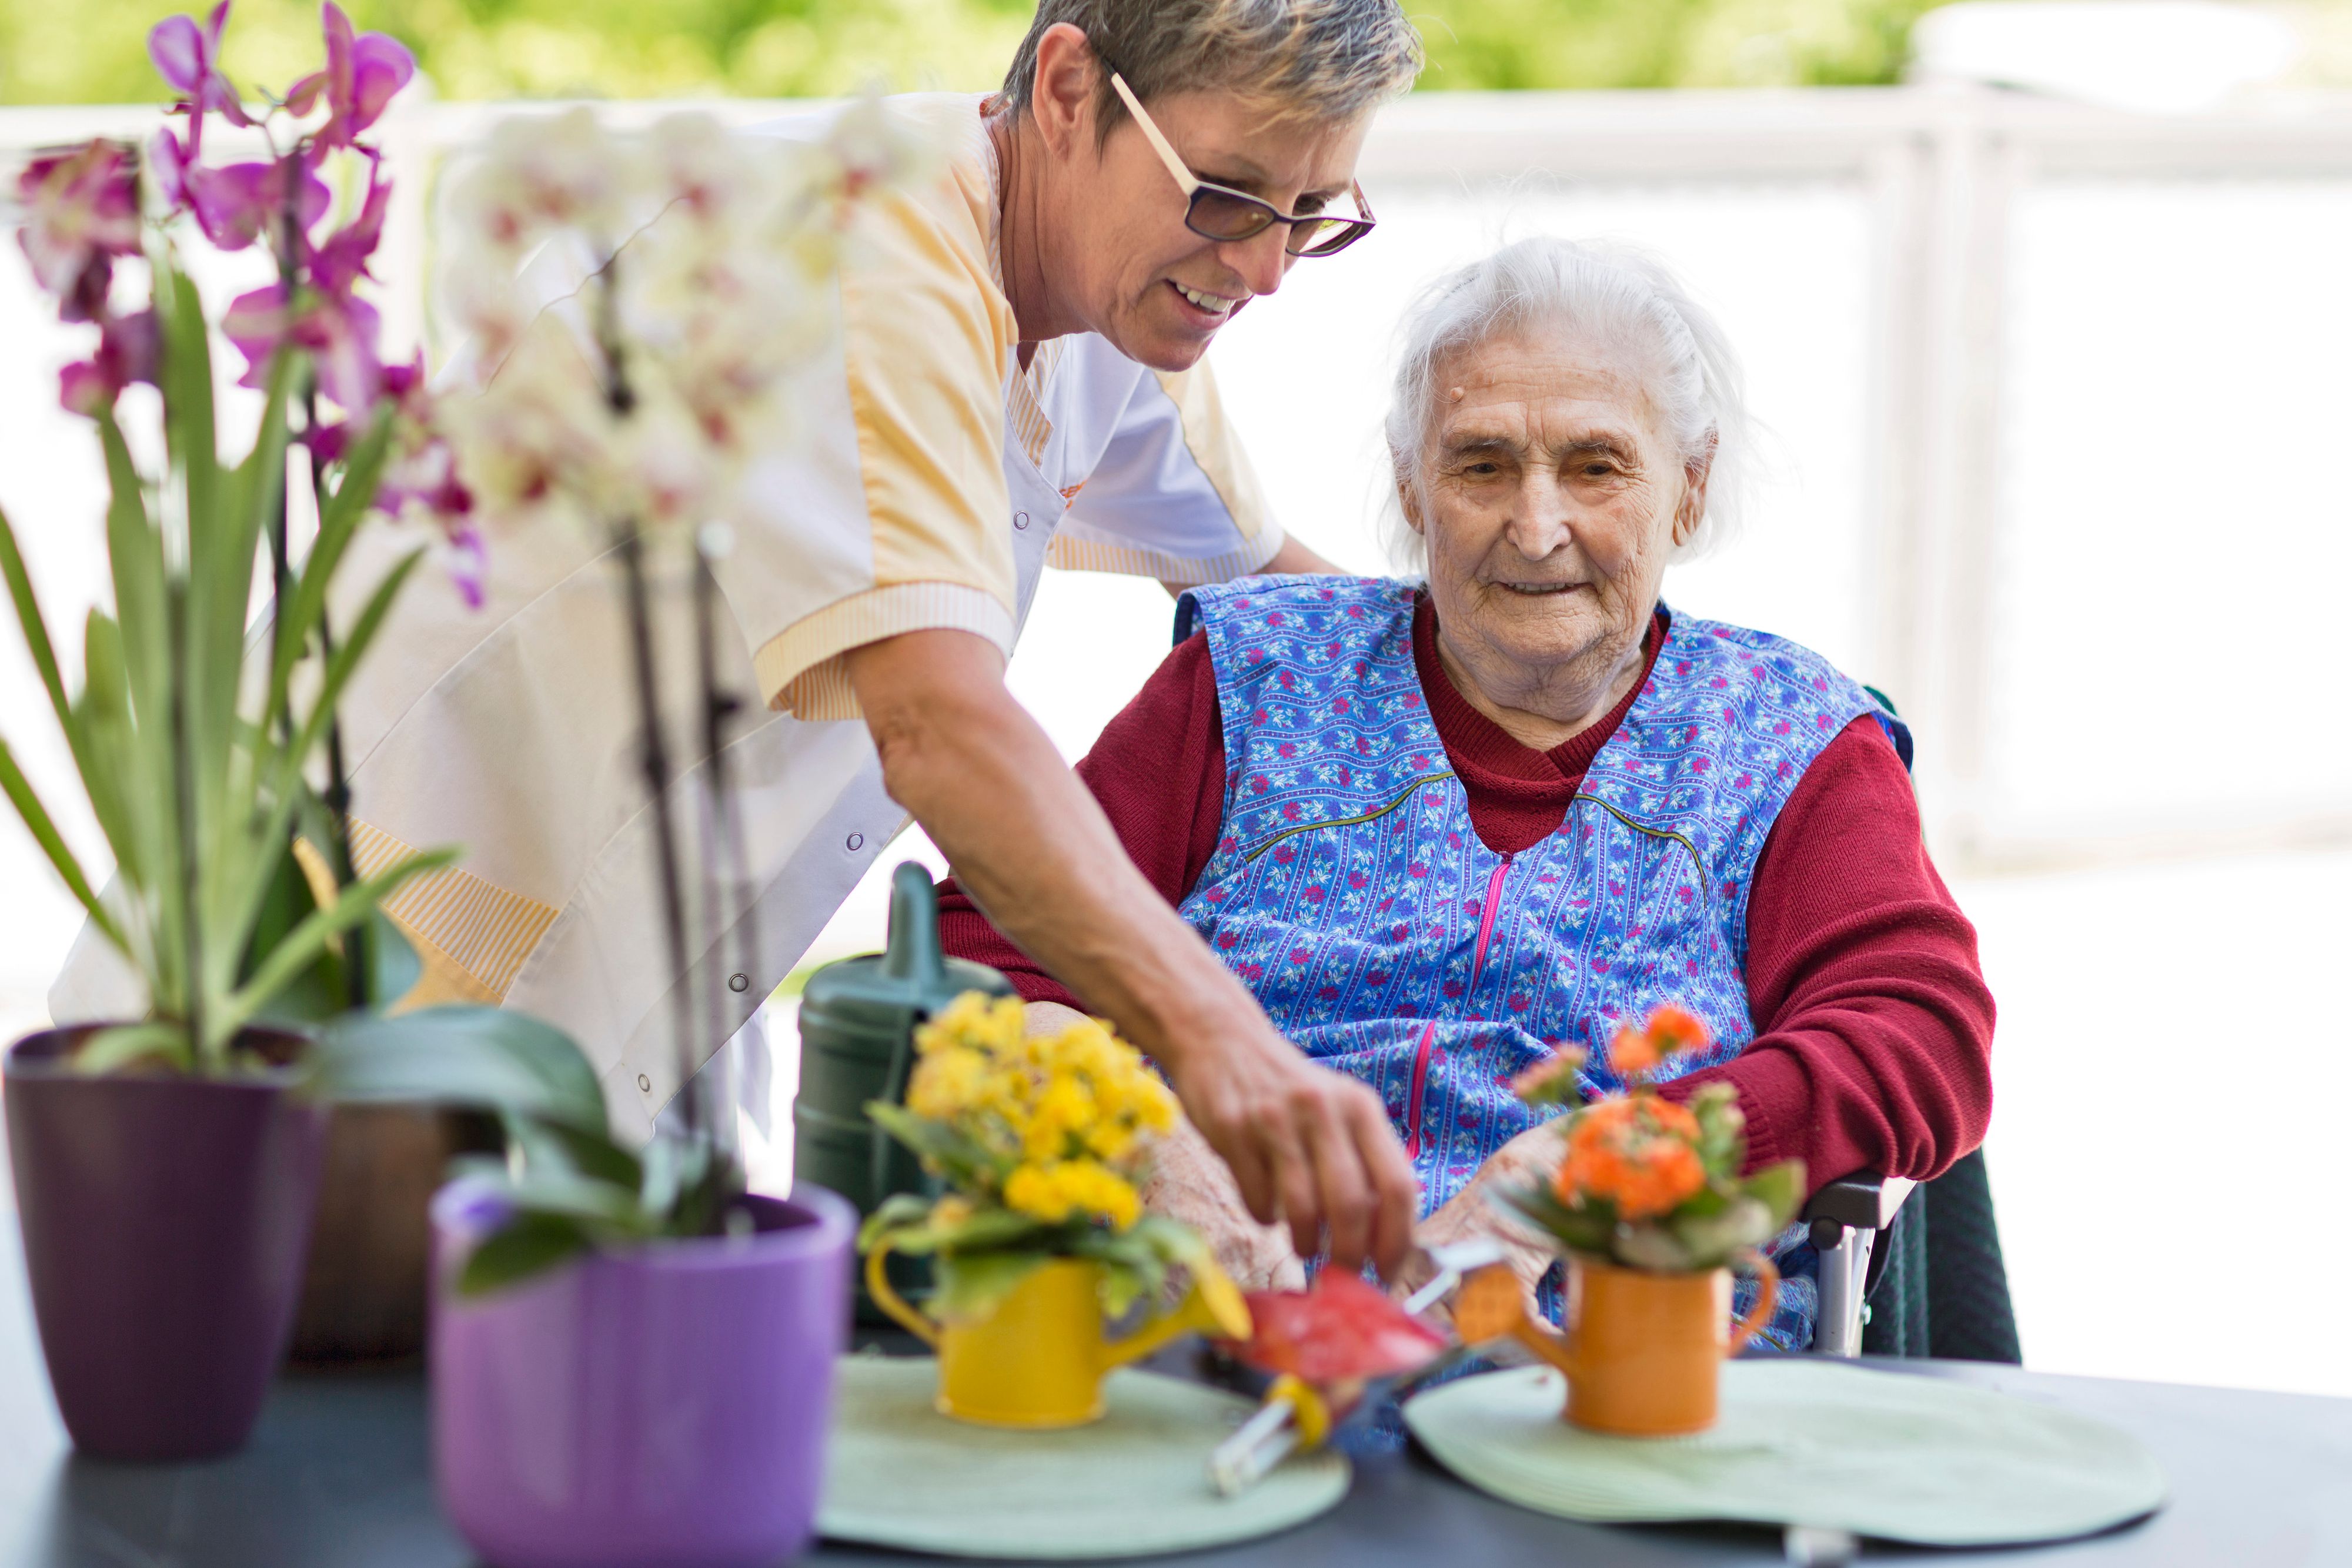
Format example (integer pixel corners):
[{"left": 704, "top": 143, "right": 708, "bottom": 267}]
[
  {"left": 1405, "top": 1360, "right": 2164, "bottom": 1547},
  {"left": 819, "top": 1356, "right": 1351, "bottom": 1559}
]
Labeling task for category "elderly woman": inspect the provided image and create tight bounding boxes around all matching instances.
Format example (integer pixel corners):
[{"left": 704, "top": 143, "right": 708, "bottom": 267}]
[{"left": 940, "top": 237, "right": 1994, "bottom": 1348}]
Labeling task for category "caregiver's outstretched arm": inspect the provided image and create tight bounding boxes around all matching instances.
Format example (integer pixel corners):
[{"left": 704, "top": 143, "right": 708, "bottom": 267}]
[{"left": 848, "top": 627, "right": 1416, "bottom": 1278}]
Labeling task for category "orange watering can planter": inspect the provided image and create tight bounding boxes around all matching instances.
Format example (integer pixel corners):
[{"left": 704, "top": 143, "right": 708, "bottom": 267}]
[
  {"left": 1454, "top": 1251, "right": 1778, "bottom": 1437},
  {"left": 866, "top": 1243, "right": 1251, "bottom": 1428}
]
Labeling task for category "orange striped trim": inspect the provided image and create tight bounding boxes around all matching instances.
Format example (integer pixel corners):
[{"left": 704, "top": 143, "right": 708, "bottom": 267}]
[
  {"left": 756, "top": 579, "right": 1015, "bottom": 720},
  {"left": 1005, "top": 337, "right": 1064, "bottom": 467},
  {"left": 348, "top": 818, "right": 559, "bottom": 1001}
]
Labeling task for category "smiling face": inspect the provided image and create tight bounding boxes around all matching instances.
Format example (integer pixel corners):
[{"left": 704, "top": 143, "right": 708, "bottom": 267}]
[
  {"left": 1402, "top": 325, "right": 1708, "bottom": 736},
  {"left": 1035, "top": 88, "right": 1371, "bottom": 370}
]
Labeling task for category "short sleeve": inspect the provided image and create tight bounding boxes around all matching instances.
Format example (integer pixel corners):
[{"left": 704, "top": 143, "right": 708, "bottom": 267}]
[
  {"left": 1046, "top": 357, "right": 1284, "bottom": 585},
  {"left": 735, "top": 98, "right": 1022, "bottom": 720}
]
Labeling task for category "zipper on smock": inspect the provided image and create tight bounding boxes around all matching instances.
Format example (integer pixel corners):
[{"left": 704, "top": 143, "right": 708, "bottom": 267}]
[{"left": 1404, "top": 852, "right": 1513, "bottom": 1158}]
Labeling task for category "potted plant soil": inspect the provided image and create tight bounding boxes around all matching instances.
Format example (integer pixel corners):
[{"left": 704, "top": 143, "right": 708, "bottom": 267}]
[{"left": 1, "top": 2, "right": 482, "bottom": 1457}]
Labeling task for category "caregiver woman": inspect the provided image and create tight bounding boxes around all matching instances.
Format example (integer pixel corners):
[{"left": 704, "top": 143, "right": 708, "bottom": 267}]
[
  {"left": 52, "top": 2, "right": 1426, "bottom": 1276},
  {"left": 943, "top": 238, "right": 1996, "bottom": 1346}
]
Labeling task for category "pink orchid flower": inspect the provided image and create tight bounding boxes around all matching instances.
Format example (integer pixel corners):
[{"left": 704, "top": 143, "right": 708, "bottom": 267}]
[
  {"left": 146, "top": 2, "right": 252, "bottom": 158},
  {"left": 15, "top": 142, "right": 141, "bottom": 323},
  {"left": 286, "top": 4, "right": 415, "bottom": 150},
  {"left": 59, "top": 309, "right": 159, "bottom": 417},
  {"left": 223, "top": 282, "right": 385, "bottom": 414},
  {"left": 187, "top": 157, "right": 330, "bottom": 253},
  {"left": 308, "top": 162, "right": 389, "bottom": 296}
]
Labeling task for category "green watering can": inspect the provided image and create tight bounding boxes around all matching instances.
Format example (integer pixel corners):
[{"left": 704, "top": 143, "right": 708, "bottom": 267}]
[{"left": 792, "top": 862, "right": 1011, "bottom": 1317}]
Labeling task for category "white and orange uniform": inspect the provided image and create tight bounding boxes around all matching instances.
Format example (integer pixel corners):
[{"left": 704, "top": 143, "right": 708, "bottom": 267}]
[{"left": 51, "top": 94, "right": 1282, "bottom": 1140}]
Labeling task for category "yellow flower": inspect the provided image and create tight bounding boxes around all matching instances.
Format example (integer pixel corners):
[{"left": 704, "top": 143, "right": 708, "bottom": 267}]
[
  {"left": 906, "top": 1044, "right": 987, "bottom": 1121},
  {"left": 1002, "top": 1158, "right": 1142, "bottom": 1231}
]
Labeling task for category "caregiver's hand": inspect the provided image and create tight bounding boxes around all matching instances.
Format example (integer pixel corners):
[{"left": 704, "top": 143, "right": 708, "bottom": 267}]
[
  {"left": 849, "top": 628, "right": 1418, "bottom": 1278},
  {"left": 1159, "top": 1003, "right": 1419, "bottom": 1276}
]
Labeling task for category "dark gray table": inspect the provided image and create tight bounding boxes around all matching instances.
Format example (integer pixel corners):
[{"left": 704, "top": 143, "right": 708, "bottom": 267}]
[{"left": 1, "top": 1246, "right": 2347, "bottom": 1568}]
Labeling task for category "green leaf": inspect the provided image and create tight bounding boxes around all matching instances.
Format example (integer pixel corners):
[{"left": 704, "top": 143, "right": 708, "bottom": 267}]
[
  {"left": 266, "top": 409, "right": 394, "bottom": 728},
  {"left": 1491, "top": 1179, "right": 1615, "bottom": 1256},
  {"left": 455, "top": 1209, "right": 596, "bottom": 1297},
  {"left": 75, "top": 1021, "right": 193, "bottom": 1076},
  {"left": 932, "top": 1248, "right": 1052, "bottom": 1324},
  {"left": 0, "top": 501, "right": 72, "bottom": 746},
  {"left": 217, "top": 845, "right": 456, "bottom": 1042},
  {"left": 1740, "top": 1160, "right": 1806, "bottom": 1232},
  {"left": 365, "top": 908, "right": 422, "bottom": 1009},
  {"left": 0, "top": 738, "right": 125, "bottom": 954},
  {"left": 513, "top": 1116, "right": 644, "bottom": 1191},
  {"left": 309, "top": 1004, "right": 610, "bottom": 1134},
  {"left": 864, "top": 1100, "right": 1010, "bottom": 1191},
  {"left": 1617, "top": 1222, "right": 1699, "bottom": 1273},
  {"left": 857, "top": 1192, "right": 941, "bottom": 1251},
  {"left": 238, "top": 833, "right": 344, "bottom": 1027}
]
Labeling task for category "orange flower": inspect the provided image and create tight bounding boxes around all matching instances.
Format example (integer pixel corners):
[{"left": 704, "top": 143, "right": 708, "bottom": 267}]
[
  {"left": 1551, "top": 1094, "right": 1708, "bottom": 1221},
  {"left": 1509, "top": 1045, "right": 1588, "bottom": 1104},
  {"left": 1606, "top": 1023, "right": 1659, "bottom": 1078},
  {"left": 1646, "top": 1004, "right": 1712, "bottom": 1061},
  {"left": 1606, "top": 1004, "right": 1713, "bottom": 1081}
]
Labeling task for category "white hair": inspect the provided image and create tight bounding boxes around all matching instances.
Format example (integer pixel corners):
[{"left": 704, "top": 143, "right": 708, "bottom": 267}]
[{"left": 1380, "top": 236, "right": 1752, "bottom": 573}]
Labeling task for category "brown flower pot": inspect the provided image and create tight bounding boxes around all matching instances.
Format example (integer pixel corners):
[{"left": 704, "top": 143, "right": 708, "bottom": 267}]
[
  {"left": 3, "top": 1025, "right": 328, "bottom": 1460},
  {"left": 289, "top": 1105, "right": 500, "bottom": 1363}
]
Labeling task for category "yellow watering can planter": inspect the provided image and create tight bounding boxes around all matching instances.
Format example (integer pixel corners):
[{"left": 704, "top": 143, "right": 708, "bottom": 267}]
[
  {"left": 866, "top": 1243, "right": 1252, "bottom": 1429},
  {"left": 1454, "top": 1250, "right": 1778, "bottom": 1438}
]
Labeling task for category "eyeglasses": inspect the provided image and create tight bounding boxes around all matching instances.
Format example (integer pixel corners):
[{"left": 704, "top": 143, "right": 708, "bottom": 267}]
[{"left": 1107, "top": 71, "right": 1376, "bottom": 259}]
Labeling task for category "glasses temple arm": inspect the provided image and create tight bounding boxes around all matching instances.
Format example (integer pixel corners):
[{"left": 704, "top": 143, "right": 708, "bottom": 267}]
[{"left": 1108, "top": 71, "right": 1200, "bottom": 195}]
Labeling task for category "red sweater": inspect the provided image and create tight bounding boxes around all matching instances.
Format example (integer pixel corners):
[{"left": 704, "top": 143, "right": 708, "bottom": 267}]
[{"left": 939, "top": 597, "right": 1994, "bottom": 1192}]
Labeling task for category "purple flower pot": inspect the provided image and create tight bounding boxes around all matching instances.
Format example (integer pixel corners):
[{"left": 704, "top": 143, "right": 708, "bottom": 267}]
[
  {"left": 4, "top": 1026, "right": 329, "bottom": 1461},
  {"left": 430, "top": 1179, "right": 855, "bottom": 1568}
]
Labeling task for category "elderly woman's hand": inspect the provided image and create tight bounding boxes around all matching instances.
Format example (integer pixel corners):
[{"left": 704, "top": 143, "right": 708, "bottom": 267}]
[{"left": 1393, "top": 1119, "right": 1563, "bottom": 1325}]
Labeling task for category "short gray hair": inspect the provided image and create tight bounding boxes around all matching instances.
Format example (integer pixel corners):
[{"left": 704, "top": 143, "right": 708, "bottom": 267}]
[
  {"left": 1382, "top": 237, "right": 1752, "bottom": 571},
  {"left": 1001, "top": 1, "right": 1422, "bottom": 141}
]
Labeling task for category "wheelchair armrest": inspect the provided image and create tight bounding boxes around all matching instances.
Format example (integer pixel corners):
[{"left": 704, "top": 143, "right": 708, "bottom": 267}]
[{"left": 1803, "top": 1172, "right": 1917, "bottom": 1244}]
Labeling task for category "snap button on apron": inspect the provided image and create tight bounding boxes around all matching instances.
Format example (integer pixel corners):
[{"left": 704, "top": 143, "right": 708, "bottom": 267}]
[
  {"left": 846, "top": 832, "right": 864, "bottom": 852},
  {"left": 637, "top": 1074, "right": 652, "bottom": 1092},
  {"left": 1013, "top": 511, "right": 1030, "bottom": 531},
  {"left": 728, "top": 973, "right": 750, "bottom": 993}
]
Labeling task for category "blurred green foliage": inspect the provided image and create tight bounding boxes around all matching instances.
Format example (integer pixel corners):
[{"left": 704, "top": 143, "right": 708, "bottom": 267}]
[{"left": 1, "top": 0, "right": 1947, "bottom": 106}]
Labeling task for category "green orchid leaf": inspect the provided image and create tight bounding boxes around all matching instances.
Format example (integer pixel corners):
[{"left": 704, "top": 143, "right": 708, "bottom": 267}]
[
  {"left": 0, "top": 738, "right": 125, "bottom": 954},
  {"left": 507, "top": 1111, "right": 643, "bottom": 1192},
  {"left": 365, "top": 908, "right": 422, "bottom": 1009},
  {"left": 218, "top": 845, "right": 456, "bottom": 1042},
  {"left": 309, "top": 1004, "right": 610, "bottom": 1134},
  {"left": 75, "top": 1022, "right": 193, "bottom": 1076},
  {"left": 0, "top": 502, "right": 74, "bottom": 750},
  {"left": 455, "top": 1209, "right": 596, "bottom": 1298},
  {"left": 933, "top": 1249, "right": 1053, "bottom": 1325},
  {"left": 238, "top": 835, "right": 345, "bottom": 1027}
]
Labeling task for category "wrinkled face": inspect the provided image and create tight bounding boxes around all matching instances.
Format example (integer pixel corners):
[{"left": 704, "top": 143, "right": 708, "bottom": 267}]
[
  {"left": 1053, "top": 92, "right": 1369, "bottom": 371},
  {"left": 1403, "top": 326, "right": 1702, "bottom": 704}
]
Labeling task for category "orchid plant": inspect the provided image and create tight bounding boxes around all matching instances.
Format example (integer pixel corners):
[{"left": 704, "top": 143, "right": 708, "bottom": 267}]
[
  {"left": 0, "top": 1, "right": 474, "bottom": 1070},
  {"left": 325, "top": 98, "right": 941, "bottom": 1287}
]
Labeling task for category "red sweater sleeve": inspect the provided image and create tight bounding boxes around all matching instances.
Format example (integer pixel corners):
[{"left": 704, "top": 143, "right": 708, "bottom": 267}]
[
  {"left": 935, "top": 633, "right": 1227, "bottom": 1007},
  {"left": 1659, "top": 716, "right": 1996, "bottom": 1189}
]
